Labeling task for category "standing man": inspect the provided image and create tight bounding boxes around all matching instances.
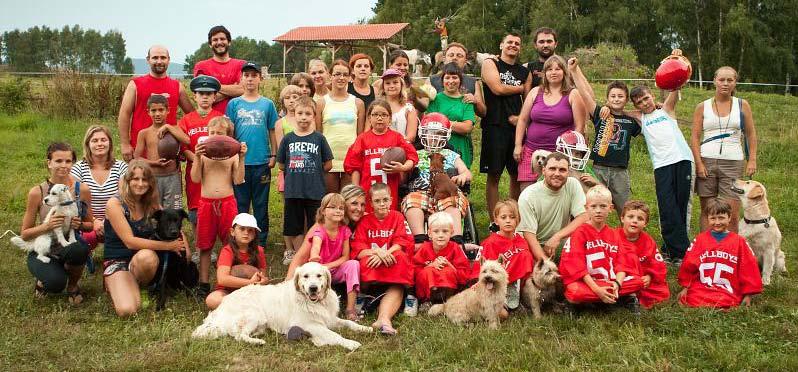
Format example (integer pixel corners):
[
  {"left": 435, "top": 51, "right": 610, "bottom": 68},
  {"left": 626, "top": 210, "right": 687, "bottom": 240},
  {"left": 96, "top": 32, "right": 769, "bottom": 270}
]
[
  {"left": 429, "top": 42, "right": 486, "bottom": 117},
  {"left": 480, "top": 32, "right": 531, "bottom": 220},
  {"left": 118, "top": 45, "right": 194, "bottom": 162},
  {"left": 193, "top": 25, "right": 246, "bottom": 114},
  {"left": 517, "top": 152, "right": 588, "bottom": 260},
  {"left": 525, "top": 27, "right": 558, "bottom": 88}
]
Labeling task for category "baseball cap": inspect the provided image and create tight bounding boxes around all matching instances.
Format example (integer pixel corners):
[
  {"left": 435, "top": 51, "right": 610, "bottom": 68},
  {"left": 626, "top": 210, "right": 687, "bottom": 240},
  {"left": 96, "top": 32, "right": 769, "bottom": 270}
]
[
  {"left": 381, "top": 68, "right": 403, "bottom": 79},
  {"left": 190, "top": 75, "right": 221, "bottom": 92},
  {"left": 242, "top": 61, "right": 262, "bottom": 73},
  {"left": 232, "top": 213, "right": 261, "bottom": 231}
]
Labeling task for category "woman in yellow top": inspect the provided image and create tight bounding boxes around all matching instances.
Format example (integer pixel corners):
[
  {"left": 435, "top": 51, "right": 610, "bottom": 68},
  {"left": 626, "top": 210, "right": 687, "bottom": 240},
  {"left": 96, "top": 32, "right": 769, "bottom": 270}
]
[{"left": 316, "top": 59, "right": 365, "bottom": 193}]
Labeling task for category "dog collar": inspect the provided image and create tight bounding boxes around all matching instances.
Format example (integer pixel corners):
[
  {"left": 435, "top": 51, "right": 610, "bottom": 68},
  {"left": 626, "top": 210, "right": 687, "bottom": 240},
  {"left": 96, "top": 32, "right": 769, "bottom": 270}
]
[
  {"left": 744, "top": 216, "right": 771, "bottom": 228},
  {"left": 59, "top": 200, "right": 75, "bottom": 206}
]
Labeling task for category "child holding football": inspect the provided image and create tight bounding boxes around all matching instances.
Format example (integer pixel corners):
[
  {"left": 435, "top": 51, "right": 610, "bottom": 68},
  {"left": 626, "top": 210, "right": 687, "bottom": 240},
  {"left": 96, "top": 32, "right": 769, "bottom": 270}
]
[
  {"left": 344, "top": 99, "right": 418, "bottom": 212},
  {"left": 616, "top": 200, "right": 670, "bottom": 309},
  {"left": 677, "top": 199, "right": 762, "bottom": 308},
  {"left": 191, "top": 116, "right": 246, "bottom": 299},
  {"left": 559, "top": 185, "right": 643, "bottom": 314}
]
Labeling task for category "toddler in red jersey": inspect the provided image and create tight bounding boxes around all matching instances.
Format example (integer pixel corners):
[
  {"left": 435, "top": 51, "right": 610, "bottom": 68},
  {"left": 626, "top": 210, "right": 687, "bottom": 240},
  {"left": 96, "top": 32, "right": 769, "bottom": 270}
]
[
  {"left": 559, "top": 185, "right": 643, "bottom": 314},
  {"left": 678, "top": 199, "right": 762, "bottom": 308},
  {"left": 480, "top": 199, "right": 534, "bottom": 310},
  {"left": 616, "top": 200, "right": 670, "bottom": 309},
  {"left": 344, "top": 99, "right": 418, "bottom": 212},
  {"left": 413, "top": 212, "right": 471, "bottom": 307}
]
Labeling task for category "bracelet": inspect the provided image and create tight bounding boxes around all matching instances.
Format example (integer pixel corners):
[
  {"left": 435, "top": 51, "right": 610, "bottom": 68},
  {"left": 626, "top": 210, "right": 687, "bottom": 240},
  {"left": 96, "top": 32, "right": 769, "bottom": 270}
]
[{"left": 615, "top": 280, "right": 622, "bottom": 289}]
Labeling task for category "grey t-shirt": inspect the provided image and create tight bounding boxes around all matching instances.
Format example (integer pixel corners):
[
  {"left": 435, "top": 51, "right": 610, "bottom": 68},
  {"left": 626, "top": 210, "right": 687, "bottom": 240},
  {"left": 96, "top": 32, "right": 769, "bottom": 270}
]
[
  {"left": 517, "top": 177, "right": 586, "bottom": 242},
  {"left": 276, "top": 131, "right": 333, "bottom": 200}
]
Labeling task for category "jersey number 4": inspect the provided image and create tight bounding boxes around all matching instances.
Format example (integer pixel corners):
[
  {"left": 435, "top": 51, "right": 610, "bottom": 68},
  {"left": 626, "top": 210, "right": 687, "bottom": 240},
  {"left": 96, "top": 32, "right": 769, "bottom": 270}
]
[{"left": 699, "top": 262, "right": 734, "bottom": 294}]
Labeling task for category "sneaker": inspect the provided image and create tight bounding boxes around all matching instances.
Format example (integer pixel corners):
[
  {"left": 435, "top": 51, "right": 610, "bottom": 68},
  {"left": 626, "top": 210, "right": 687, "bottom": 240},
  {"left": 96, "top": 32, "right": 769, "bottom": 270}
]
[
  {"left": 282, "top": 249, "right": 296, "bottom": 266},
  {"left": 211, "top": 252, "right": 218, "bottom": 263},
  {"left": 191, "top": 251, "right": 200, "bottom": 264},
  {"left": 506, "top": 280, "right": 521, "bottom": 310},
  {"left": 621, "top": 295, "right": 641, "bottom": 316},
  {"left": 403, "top": 294, "right": 418, "bottom": 317},
  {"left": 195, "top": 282, "right": 210, "bottom": 301}
]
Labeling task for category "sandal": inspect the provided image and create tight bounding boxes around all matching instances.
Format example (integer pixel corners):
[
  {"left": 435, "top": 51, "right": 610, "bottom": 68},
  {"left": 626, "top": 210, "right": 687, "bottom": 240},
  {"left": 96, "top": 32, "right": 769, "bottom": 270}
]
[
  {"left": 34, "top": 281, "right": 46, "bottom": 299},
  {"left": 346, "top": 309, "right": 363, "bottom": 322},
  {"left": 67, "top": 287, "right": 84, "bottom": 305}
]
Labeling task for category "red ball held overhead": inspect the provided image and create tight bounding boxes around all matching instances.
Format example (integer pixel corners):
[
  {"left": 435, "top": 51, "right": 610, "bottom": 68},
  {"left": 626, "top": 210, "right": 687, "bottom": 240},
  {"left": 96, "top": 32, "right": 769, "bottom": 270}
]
[{"left": 655, "top": 54, "right": 693, "bottom": 91}]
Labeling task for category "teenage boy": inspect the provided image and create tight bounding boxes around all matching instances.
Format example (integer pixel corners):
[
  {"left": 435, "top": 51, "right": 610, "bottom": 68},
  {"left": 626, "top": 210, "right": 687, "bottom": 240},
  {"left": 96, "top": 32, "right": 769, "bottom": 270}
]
[{"left": 226, "top": 62, "right": 278, "bottom": 246}]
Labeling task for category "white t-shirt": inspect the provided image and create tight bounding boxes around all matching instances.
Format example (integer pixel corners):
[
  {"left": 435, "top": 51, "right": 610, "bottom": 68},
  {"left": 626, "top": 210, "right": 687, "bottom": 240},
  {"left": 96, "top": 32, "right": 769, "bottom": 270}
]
[
  {"left": 517, "top": 177, "right": 586, "bottom": 243},
  {"left": 700, "top": 97, "right": 744, "bottom": 161},
  {"left": 70, "top": 160, "right": 128, "bottom": 220},
  {"left": 640, "top": 109, "right": 694, "bottom": 169}
]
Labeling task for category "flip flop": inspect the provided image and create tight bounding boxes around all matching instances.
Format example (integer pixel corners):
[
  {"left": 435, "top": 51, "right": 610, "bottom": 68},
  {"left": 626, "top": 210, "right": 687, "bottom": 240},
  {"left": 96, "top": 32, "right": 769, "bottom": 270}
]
[
  {"left": 67, "top": 287, "right": 84, "bottom": 305},
  {"left": 34, "top": 281, "right": 46, "bottom": 299},
  {"left": 346, "top": 309, "right": 363, "bottom": 322},
  {"left": 379, "top": 324, "right": 397, "bottom": 336}
]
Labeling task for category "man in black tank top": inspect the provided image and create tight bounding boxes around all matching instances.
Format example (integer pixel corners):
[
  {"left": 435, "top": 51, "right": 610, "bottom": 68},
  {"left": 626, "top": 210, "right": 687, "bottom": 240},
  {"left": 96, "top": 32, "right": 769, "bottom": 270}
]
[
  {"left": 480, "top": 32, "right": 531, "bottom": 218},
  {"left": 524, "top": 27, "right": 558, "bottom": 88}
]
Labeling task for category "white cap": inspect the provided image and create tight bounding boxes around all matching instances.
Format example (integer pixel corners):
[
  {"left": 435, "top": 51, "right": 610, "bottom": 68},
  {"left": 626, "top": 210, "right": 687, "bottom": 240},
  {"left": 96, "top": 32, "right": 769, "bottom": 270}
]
[{"left": 232, "top": 213, "right": 261, "bottom": 231}]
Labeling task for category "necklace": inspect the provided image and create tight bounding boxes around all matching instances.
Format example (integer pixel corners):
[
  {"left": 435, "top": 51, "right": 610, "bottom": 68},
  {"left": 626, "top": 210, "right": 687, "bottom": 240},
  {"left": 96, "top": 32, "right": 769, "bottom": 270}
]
[{"left": 712, "top": 98, "right": 733, "bottom": 155}]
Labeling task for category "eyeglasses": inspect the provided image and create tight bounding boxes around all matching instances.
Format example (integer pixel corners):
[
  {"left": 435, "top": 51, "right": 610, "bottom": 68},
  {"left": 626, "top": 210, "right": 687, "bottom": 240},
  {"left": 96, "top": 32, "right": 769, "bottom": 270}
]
[{"left": 370, "top": 113, "right": 390, "bottom": 119}]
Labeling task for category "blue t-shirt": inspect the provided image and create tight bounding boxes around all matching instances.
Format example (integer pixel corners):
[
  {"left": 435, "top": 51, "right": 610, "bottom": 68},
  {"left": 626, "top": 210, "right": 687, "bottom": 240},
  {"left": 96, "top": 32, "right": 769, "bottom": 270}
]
[
  {"left": 226, "top": 96, "right": 278, "bottom": 165},
  {"left": 276, "top": 132, "right": 334, "bottom": 200}
]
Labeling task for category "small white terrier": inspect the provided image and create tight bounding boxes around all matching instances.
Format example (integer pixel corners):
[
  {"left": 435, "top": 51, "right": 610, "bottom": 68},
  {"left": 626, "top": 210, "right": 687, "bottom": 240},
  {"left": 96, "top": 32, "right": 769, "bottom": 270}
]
[{"left": 11, "top": 184, "right": 79, "bottom": 263}]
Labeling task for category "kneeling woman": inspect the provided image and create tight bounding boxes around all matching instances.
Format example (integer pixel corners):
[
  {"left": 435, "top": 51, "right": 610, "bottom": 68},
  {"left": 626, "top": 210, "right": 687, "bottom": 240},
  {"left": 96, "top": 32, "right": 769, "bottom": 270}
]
[{"left": 103, "top": 160, "right": 187, "bottom": 317}]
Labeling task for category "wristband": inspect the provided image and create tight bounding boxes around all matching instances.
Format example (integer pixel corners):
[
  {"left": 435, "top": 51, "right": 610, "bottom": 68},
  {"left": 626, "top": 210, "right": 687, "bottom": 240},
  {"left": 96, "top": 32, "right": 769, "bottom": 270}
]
[{"left": 615, "top": 280, "right": 622, "bottom": 289}]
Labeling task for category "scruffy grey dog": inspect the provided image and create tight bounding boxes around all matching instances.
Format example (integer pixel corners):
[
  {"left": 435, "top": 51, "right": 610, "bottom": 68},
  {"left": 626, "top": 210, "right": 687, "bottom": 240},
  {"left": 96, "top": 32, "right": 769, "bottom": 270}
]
[
  {"left": 428, "top": 258, "right": 508, "bottom": 329},
  {"left": 522, "top": 259, "right": 565, "bottom": 319},
  {"left": 11, "top": 184, "right": 78, "bottom": 263}
]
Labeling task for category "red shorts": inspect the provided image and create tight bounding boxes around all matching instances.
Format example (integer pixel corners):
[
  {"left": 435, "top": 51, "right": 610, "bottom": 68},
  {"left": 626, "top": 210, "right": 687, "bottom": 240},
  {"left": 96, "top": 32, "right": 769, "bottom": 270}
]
[
  {"left": 414, "top": 266, "right": 459, "bottom": 302},
  {"left": 564, "top": 277, "right": 644, "bottom": 304},
  {"left": 638, "top": 281, "right": 671, "bottom": 309},
  {"left": 196, "top": 195, "right": 238, "bottom": 251}
]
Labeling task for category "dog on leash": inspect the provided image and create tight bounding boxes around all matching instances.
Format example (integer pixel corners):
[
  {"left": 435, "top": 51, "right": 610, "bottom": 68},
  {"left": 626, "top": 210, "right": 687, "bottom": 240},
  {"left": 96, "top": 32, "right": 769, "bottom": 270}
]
[
  {"left": 192, "top": 262, "right": 372, "bottom": 350},
  {"left": 428, "top": 258, "right": 508, "bottom": 329},
  {"left": 731, "top": 179, "right": 786, "bottom": 285},
  {"left": 521, "top": 259, "right": 565, "bottom": 319},
  {"left": 148, "top": 209, "right": 193, "bottom": 310},
  {"left": 11, "top": 184, "right": 79, "bottom": 263}
]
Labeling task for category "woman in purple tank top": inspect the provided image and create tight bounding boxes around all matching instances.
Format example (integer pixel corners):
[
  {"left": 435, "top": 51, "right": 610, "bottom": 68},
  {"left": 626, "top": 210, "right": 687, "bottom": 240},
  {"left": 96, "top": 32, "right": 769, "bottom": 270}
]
[{"left": 513, "top": 55, "right": 585, "bottom": 189}]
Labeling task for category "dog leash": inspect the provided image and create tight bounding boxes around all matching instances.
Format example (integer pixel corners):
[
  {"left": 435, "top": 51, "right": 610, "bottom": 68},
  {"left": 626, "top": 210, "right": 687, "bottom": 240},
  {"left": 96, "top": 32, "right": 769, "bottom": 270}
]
[{"left": 0, "top": 230, "right": 19, "bottom": 239}]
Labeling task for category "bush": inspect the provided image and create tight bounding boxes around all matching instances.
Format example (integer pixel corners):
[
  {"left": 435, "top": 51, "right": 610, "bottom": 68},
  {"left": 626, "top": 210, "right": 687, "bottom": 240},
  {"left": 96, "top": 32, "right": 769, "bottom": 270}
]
[
  {"left": 0, "top": 78, "right": 32, "bottom": 115},
  {"left": 42, "top": 73, "right": 127, "bottom": 119},
  {"left": 571, "top": 43, "right": 652, "bottom": 81}
]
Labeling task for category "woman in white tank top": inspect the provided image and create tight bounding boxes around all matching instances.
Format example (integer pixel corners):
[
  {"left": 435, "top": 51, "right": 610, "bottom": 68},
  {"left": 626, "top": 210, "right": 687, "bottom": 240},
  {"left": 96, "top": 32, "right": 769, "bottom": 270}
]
[{"left": 690, "top": 66, "right": 758, "bottom": 232}]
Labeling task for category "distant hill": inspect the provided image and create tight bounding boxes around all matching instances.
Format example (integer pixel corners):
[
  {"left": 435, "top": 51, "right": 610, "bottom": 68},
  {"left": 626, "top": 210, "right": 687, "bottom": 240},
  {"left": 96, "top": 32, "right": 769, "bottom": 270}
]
[{"left": 131, "top": 58, "right": 187, "bottom": 77}]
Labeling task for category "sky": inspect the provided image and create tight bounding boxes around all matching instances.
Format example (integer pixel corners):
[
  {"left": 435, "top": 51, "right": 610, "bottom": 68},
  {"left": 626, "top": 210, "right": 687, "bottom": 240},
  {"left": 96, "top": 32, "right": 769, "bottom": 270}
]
[{"left": 0, "top": 0, "right": 378, "bottom": 64}]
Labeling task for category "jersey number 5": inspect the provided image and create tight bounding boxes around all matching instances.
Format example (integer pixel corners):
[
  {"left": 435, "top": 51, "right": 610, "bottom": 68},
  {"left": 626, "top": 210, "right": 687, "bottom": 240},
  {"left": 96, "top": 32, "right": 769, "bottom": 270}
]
[
  {"left": 698, "top": 262, "right": 734, "bottom": 294},
  {"left": 369, "top": 158, "right": 388, "bottom": 184}
]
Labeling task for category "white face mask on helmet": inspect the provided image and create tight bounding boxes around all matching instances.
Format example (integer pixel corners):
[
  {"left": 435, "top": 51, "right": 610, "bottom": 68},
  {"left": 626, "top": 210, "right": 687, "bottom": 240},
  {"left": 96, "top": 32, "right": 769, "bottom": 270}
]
[
  {"left": 419, "top": 113, "right": 451, "bottom": 152},
  {"left": 555, "top": 130, "right": 591, "bottom": 171}
]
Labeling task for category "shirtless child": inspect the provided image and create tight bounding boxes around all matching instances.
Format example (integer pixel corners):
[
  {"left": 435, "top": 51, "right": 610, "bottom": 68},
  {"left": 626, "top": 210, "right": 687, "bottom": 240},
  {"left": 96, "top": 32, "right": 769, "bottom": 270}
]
[
  {"left": 191, "top": 116, "right": 247, "bottom": 298},
  {"left": 134, "top": 94, "right": 190, "bottom": 210}
]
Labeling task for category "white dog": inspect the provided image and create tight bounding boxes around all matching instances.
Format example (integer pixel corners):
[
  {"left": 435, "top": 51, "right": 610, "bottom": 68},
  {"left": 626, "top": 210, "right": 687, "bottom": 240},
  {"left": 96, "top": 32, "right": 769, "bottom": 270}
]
[
  {"left": 192, "top": 262, "right": 372, "bottom": 350},
  {"left": 731, "top": 179, "right": 786, "bottom": 285},
  {"left": 11, "top": 184, "right": 79, "bottom": 263}
]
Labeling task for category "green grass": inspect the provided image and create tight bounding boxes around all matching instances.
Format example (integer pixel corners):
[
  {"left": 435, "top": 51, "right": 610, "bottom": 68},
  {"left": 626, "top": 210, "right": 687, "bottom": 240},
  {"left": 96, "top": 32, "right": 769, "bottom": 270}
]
[{"left": 1, "top": 85, "right": 798, "bottom": 371}]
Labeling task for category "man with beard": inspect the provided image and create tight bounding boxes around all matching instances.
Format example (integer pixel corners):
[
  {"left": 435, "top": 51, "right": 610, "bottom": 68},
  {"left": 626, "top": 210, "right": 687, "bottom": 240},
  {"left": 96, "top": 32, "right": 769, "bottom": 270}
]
[
  {"left": 193, "top": 25, "right": 246, "bottom": 113},
  {"left": 480, "top": 32, "right": 531, "bottom": 220},
  {"left": 517, "top": 152, "right": 587, "bottom": 260},
  {"left": 524, "top": 27, "right": 558, "bottom": 88},
  {"left": 117, "top": 45, "right": 194, "bottom": 162}
]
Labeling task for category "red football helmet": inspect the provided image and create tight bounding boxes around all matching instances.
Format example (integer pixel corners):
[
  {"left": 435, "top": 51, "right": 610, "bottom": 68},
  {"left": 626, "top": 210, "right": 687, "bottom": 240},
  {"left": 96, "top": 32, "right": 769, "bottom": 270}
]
[
  {"left": 419, "top": 113, "right": 451, "bottom": 152},
  {"left": 555, "top": 130, "right": 591, "bottom": 171}
]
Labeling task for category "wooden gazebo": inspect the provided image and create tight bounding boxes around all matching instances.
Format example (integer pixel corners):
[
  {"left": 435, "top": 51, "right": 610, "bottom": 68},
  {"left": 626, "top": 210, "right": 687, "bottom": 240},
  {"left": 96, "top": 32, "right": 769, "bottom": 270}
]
[{"left": 273, "top": 23, "right": 409, "bottom": 73}]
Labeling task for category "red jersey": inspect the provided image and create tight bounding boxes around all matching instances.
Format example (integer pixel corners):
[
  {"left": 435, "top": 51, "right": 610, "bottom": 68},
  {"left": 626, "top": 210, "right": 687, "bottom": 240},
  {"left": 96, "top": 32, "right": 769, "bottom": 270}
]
[
  {"left": 678, "top": 231, "right": 763, "bottom": 308},
  {"left": 351, "top": 211, "right": 414, "bottom": 286},
  {"left": 413, "top": 241, "right": 471, "bottom": 285},
  {"left": 215, "top": 244, "right": 268, "bottom": 291},
  {"left": 343, "top": 129, "right": 418, "bottom": 212},
  {"left": 178, "top": 110, "right": 223, "bottom": 210},
  {"left": 559, "top": 224, "right": 639, "bottom": 286},
  {"left": 130, "top": 74, "right": 181, "bottom": 148},
  {"left": 193, "top": 58, "right": 246, "bottom": 113},
  {"left": 616, "top": 228, "right": 667, "bottom": 284},
  {"left": 481, "top": 232, "right": 534, "bottom": 283}
]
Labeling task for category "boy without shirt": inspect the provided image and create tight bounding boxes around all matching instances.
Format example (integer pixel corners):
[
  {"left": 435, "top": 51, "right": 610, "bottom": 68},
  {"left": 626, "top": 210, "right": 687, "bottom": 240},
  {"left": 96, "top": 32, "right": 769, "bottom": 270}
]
[
  {"left": 134, "top": 94, "right": 190, "bottom": 210},
  {"left": 191, "top": 116, "right": 246, "bottom": 298}
]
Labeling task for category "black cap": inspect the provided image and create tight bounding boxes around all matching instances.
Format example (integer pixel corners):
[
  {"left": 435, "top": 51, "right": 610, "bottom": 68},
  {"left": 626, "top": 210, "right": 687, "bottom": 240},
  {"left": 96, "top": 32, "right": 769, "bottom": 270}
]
[
  {"left": 190, "top": 75, "right": 221, "bottom": 92},
  {"left": 242, "top": 61, "right": 261, "bottom": 74}
]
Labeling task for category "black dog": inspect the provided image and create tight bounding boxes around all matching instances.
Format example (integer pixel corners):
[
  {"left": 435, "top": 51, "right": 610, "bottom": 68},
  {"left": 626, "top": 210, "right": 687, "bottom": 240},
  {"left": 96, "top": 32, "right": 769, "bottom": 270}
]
[{"left": 149, "top": 209, "right": 197, "bottom": 310}]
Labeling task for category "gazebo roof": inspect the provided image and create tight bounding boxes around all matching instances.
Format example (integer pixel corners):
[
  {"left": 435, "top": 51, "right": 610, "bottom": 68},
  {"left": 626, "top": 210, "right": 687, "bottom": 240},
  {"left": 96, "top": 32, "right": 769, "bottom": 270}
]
[{"left": 273, "top": 23, "right": 409, "bottom": 43}]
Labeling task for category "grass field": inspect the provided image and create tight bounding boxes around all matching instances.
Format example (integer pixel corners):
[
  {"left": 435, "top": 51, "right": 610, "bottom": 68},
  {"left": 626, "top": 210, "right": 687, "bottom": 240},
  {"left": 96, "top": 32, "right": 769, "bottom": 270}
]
[{"left": 1, "top": 85, "right": 797, "bottom": 371}]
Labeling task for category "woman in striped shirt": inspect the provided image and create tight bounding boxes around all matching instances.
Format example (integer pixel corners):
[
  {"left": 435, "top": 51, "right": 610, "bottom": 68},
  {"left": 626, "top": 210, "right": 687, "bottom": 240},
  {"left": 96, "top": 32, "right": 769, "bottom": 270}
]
[{"left": 71, "top": 125, "right": 128, "bottom": 249}]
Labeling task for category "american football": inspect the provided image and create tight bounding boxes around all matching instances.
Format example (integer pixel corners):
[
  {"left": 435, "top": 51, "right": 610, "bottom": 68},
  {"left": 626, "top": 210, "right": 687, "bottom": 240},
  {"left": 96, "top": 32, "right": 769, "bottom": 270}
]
[
  {"left": 201, "top": 135, "right": 240, "bottom": 160},
  {"left": 157, "top": 132, "right": 181, "bottom": 160},
  {"left": 380, "top": 146, "right": 407, "bottom": 169}
]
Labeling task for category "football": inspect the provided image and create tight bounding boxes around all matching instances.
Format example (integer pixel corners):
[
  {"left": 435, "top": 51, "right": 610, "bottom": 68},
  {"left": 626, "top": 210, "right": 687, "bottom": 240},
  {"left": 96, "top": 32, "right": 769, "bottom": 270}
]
[
  {"left": 655, "top": 56, "right": 692, "bottom": 91},
  {"left": 380, "top": 146, "right": 407, "bottom": 169},
  {"left": 157, "top": 132, "right": 180, "bottom": 160},
  {"left": 230, "top": 264, "right": 259, "bottom": 279},
  {"left": 201, "top": 135, "right": 240, "bottom": 160}
]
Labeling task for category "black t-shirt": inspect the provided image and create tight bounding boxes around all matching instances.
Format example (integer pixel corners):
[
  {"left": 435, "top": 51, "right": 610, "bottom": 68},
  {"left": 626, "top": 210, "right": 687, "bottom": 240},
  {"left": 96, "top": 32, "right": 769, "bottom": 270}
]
[
  {"left": 430, "top": 74, "right": 478, "bottom": 95},
  {"left": 526, "top": 60, "right": 545, "bottom": 88},
  {"left": 347, "top": 83, "right": 375, "bottom": 110},
  {"left": 276, "top": 132, "right": 334, "bottom": 200},
  {"left": 482, "top": 59, "right": 528, "bottom": 127},
  {"left": 589, "top": 106, "right": 641, "bottom": 168}
]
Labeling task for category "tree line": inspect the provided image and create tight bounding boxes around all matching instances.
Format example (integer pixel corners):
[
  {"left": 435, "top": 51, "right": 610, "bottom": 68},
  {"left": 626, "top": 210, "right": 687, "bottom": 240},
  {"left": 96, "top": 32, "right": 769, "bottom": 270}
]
[{"left": 0, "top": 25, "right": 133, "bottom": 74}]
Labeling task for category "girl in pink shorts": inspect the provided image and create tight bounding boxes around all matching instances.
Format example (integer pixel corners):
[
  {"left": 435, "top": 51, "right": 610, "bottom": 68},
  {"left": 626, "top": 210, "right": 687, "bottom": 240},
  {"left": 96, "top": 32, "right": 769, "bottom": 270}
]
[{"left": 308, "top": 193, "right": 361, "bottom": 321}]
